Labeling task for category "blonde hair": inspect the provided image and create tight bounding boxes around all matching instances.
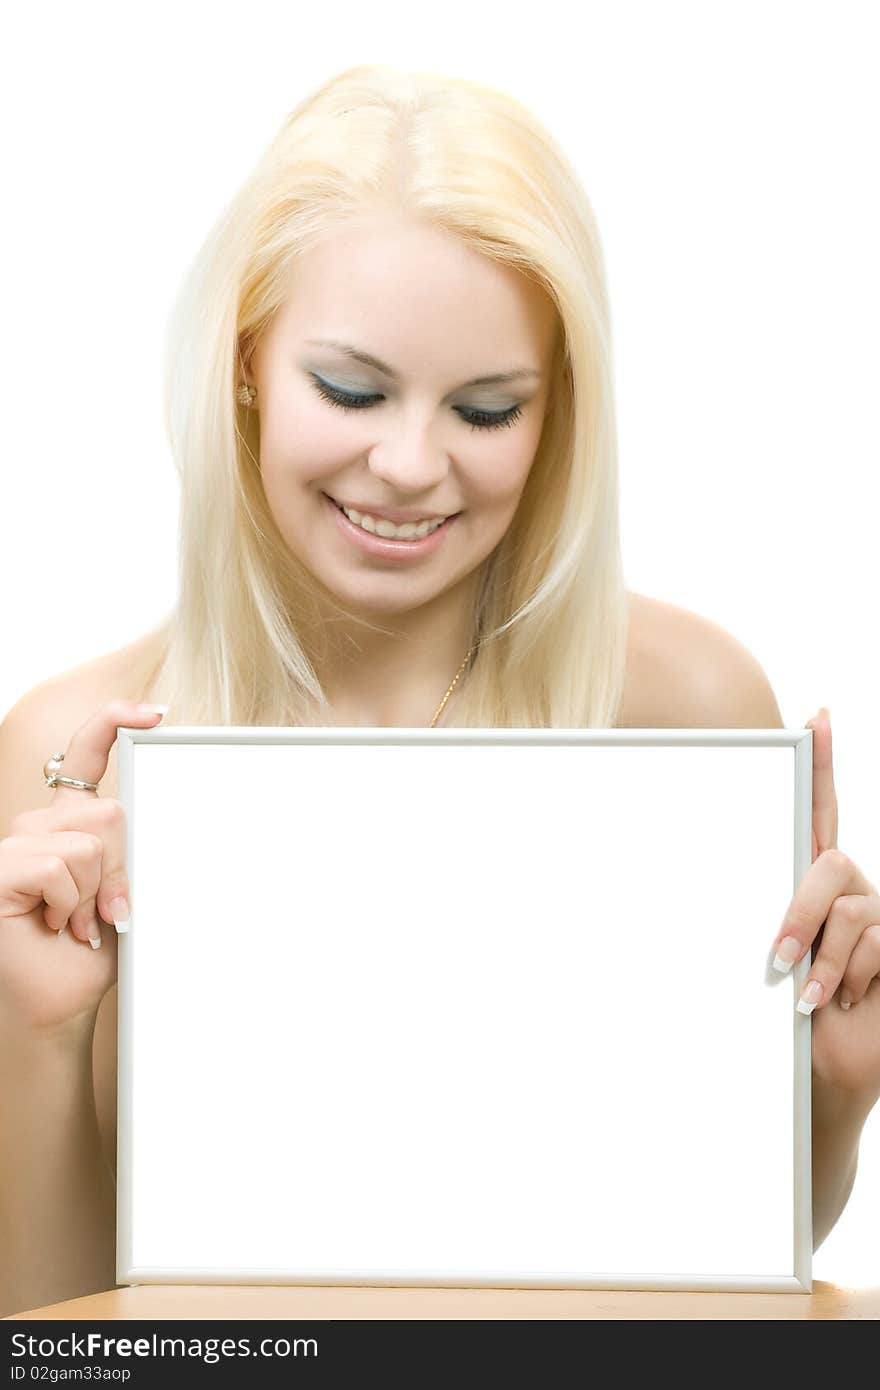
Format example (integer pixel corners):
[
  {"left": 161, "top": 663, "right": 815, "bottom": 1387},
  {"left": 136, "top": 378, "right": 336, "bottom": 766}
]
[{"left": 145, "top": 64, "right": 629, "bottom": 728}]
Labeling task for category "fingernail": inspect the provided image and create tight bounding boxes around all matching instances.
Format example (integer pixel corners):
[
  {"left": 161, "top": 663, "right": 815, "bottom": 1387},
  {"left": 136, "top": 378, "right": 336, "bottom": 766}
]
[
  {"left": 109, "top": 896, "right": 131, "bottom": 933},
  {"left": 839, "top": 992, "right": 853, "bottom": 1011},
  {"left": 797, "top": 979, "right": 823, "bottom": 1014},
  {"left": 88, "top": 925, "right": 103, "bottom": 949},
  {"left": 820, "top": 706, "right": 830, "bottom": 721},
  {"left": 772, "top": 936, "right": 802, "bottom": 974},
  {"left": 136, "top": 703, "right": 167, "bottom": 716}
]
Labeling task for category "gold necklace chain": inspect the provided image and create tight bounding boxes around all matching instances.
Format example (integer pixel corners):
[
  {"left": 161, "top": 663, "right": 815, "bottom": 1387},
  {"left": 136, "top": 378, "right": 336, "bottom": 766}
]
[{"left": 429, "top": 644, "right": 476, "bottom": 728}]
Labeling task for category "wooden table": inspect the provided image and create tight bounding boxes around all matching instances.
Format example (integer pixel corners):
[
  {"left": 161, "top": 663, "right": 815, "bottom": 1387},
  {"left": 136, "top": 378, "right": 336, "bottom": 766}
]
[{"left": 6, "top": 1282, "right": 880, "bottom": 1320}]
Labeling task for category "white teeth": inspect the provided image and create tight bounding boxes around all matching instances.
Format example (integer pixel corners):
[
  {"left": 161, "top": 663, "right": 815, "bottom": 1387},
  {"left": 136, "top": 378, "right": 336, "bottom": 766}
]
[{"left": 339, "top": 502, "right": 448, "bottom": 539}]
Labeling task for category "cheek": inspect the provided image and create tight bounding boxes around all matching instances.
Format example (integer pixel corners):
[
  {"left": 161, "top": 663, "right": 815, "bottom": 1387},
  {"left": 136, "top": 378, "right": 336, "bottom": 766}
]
[
  {"left": 466, "top": 436, "right": 537, "bottom": 514},
  {"left": 259, "top": 391, "right": 350, "bottom": 482}
]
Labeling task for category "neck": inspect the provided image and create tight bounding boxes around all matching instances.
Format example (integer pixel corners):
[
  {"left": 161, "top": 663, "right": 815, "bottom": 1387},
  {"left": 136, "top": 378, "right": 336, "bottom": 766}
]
[{"left": 305, "top": 574, "right": 480, "bottom": 728}]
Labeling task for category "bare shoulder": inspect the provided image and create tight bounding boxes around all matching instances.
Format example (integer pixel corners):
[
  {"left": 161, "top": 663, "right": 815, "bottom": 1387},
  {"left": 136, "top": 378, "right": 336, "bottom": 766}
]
[
  {"left": 620, "top": 591, "right": 784, "bottom": 729},
  {"left": 23, "top": 627, "right": 165, "bottom": 707}
]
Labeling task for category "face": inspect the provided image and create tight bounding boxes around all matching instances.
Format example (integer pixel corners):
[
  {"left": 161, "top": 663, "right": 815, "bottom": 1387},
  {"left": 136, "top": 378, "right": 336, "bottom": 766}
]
[{"left": 245, "top": 213, "right": 558, "bottom": 620}]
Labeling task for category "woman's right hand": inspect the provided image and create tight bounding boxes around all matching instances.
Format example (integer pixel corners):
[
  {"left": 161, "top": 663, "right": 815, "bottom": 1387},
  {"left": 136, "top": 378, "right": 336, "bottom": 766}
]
[{"left": 0, "top": 700, "right": 166, "bottom": 1039}]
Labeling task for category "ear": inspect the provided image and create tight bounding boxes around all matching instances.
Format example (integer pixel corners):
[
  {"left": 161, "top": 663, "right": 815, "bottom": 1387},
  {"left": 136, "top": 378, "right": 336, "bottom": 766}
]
[{"left": 236, "top": 333, "right": 258, "bottom": 393}]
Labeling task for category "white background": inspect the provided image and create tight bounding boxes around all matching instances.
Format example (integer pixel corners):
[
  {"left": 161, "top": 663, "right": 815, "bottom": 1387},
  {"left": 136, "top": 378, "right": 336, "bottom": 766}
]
[{"left": 1, "top": 0, "right": 877, "bottom": 1288}]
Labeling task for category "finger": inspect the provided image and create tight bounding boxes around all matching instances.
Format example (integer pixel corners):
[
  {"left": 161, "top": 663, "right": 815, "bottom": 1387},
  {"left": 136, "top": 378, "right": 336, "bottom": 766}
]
[
  {"left": 770, "top": 847, "right": 873, "bottom": 976},
  {"left": 46, "top": 842, "right": 101, "bottom": 941},
  {"left": 86, "top": 798, "right": 131, "bottom": 933},
  {"left": 28, "top": 796, "right": 132, "bottom": 939},
  {"left": 3, "top": 831, "right": 103, "bottom": 943},
  {"left": 804, "top": 708, "right": 837, "bottom": 856},
  {"left": 794, "top": 889, "right": 880, "bottom": 1014},
  {"left": 839, "top": 924, "right": 880, "bottom": 1007},
  {"left": 15, "top": 805, "right": 130, "bottom": 942},
  {"left": 0, "top": 843, "right": 79, "bottom": 932},
  {"left": 48, "top": 698, "right": 165, "bottom": 933},
  {"left": 48, "top": 831, "right": 104, "bottom": 945},
  {"left": 44, "top": 798, "right": 132, "bottom": 936},
  {"left": 49, "top": 699, "right": 166, "bottom": 807}
]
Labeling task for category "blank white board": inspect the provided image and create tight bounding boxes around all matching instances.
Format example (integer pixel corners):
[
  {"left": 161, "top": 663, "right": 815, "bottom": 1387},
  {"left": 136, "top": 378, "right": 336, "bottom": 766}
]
[{"left": 116, "top": 728, "right": 813, "bottom": 1293}]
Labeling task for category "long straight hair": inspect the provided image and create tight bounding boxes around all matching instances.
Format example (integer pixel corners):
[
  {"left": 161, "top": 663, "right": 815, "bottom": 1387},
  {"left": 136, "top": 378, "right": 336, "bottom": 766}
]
[{"left": 142, "top": 64, "right": 630, "bottom": 728}]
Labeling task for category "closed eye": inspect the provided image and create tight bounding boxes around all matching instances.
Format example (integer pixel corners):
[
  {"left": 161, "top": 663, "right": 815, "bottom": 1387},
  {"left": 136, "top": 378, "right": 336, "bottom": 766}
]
[{"left": 308, "top": 374, "right": 523, "bottom": 433}]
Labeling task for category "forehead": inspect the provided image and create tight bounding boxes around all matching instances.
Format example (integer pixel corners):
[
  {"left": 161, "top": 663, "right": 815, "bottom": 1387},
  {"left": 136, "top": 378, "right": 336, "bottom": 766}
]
[{"left": 272, "top": 214, "right": 558, "bottom": 370}]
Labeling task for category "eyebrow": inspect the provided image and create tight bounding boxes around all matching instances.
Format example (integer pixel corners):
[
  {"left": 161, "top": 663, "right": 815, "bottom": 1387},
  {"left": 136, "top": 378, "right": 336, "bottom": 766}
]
[{"left": 304, "top": 338, "right": 542, "bottom": 388}]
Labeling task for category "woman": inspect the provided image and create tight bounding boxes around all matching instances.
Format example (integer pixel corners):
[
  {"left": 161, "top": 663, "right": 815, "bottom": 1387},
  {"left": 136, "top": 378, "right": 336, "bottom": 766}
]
[{"left": 1, "top": 64, "right": 878, "bottom": 1316}]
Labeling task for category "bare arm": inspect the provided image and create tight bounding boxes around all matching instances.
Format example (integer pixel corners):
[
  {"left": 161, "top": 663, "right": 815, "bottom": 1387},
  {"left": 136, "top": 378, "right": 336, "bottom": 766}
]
[
  {"left": 0, "top": 680, "right": 141, "bottom": 1318},
  {"left": 811, "top": 1072, "right": 877, "bottom": 1251},
  {"left": 0, "top": 1020, "right": 117, "bottom": 1317}
]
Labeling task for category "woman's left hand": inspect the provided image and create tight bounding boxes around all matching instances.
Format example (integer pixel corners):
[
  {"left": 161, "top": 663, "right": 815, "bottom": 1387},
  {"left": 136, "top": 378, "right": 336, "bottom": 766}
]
[{"left": 770, "top": 708, "right": 880, "bottom": 1101}]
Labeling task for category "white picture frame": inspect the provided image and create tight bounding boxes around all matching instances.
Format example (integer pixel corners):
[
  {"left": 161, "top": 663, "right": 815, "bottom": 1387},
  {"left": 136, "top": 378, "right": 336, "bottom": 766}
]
[{"left": 115, "top": 726, "right": 813, "bottom": 1293}]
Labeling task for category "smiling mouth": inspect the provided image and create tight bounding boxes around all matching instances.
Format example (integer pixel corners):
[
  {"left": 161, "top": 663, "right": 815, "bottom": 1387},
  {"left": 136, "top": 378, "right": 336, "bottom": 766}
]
[
  {"left": 321, "top": 490, "right": 462, "bottom": 557},
  {"left": 323, "top": 492, "right": 460, "bottom": 536}
]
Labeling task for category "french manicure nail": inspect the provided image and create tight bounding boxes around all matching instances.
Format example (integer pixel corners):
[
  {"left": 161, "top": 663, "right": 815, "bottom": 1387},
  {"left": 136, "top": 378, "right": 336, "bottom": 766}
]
[
  {"left": 109, "top": 896, "right": 131, "bottom": 933},
  {"left": 839, "top": 992, "right": 853, "bottom": 1011},
  {"left": 88, "top": 926, "right": 103, "bottom": 949},
  {"left": 797, "top": 979, "right": 823, "bottom": 1015},
  {"left": 772, "top": 936, "right": 802, "bottom": 974}
]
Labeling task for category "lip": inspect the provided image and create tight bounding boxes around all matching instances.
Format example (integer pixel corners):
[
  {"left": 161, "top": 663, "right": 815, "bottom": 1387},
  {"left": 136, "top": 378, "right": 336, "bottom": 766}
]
[
  {"left": 323, "top": 490, "right": 459, "bottom": 560},
  {"left": 327, "top": 494, "right": 458, "bottom": 525}
]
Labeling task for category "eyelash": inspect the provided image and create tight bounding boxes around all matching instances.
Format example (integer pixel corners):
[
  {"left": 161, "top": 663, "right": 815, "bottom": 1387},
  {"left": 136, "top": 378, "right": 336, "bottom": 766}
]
[{"left": 308, "top": 375, "right": 523, "bottom": 432}]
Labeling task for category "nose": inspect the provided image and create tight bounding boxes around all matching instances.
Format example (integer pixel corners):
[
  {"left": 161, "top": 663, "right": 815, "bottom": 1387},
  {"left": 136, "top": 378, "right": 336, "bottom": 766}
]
[{"left": 365, "top": 411, "right": 450, "bottom": 496}]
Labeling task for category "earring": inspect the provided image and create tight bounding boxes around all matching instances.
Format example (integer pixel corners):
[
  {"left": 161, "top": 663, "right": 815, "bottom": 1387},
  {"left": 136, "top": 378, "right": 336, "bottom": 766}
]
[{"left": 236, "top": 382, "right": 257, "bottom": 407}]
